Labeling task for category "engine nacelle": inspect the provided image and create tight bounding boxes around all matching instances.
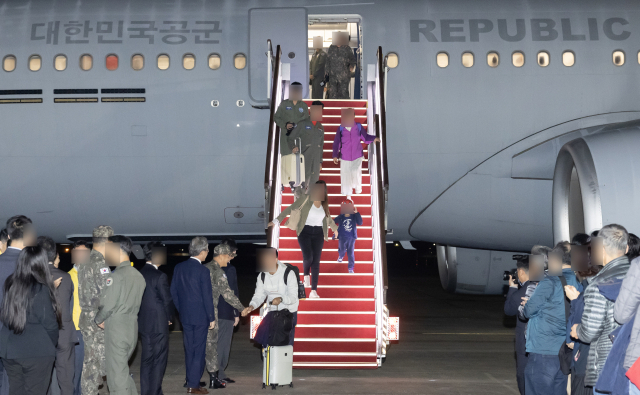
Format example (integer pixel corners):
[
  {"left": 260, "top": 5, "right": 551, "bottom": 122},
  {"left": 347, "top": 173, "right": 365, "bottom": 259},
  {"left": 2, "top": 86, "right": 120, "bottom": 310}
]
[
  {"left": 436, "top": 245, "right": 521, "bottom": 294},
  {"left": 552, "top": 125, "right": 640, "bottom": 243}
]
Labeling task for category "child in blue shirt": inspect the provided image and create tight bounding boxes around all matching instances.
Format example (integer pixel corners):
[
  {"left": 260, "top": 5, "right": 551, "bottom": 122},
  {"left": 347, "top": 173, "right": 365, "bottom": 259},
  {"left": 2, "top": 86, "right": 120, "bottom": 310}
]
[{"left": 333, "top": 200, "right": 363, "bottom": 273}]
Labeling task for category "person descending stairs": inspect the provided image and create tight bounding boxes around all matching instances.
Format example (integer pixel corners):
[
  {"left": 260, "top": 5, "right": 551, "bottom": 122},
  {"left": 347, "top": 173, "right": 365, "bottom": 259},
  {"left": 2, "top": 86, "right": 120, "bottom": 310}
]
[{"left": 277, "top": 99, "right": 378, "bottom": 369}]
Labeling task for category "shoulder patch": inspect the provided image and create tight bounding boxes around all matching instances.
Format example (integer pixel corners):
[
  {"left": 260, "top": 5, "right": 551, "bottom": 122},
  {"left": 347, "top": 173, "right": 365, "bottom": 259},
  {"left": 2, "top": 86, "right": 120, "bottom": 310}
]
[
  {"left": 299, "top": 107, "right": 304, "bottom": 113},
  {"left": 100, "top": 268, "right": 110, "bottom": 274},
  {"left": 106, "top": 278, "right": 113, "bottom": 286},
  {"left": 223, "top": 273, "right": 227, "bottom": 279}
]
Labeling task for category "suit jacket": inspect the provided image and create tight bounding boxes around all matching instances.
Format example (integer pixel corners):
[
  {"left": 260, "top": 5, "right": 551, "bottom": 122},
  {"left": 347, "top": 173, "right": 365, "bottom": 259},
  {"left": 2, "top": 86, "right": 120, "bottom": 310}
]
[
  {"left": 0, "top": 283, "right": 59, "bottom": 359},
  {"left": 138, "top": 263, "right": 174, "bottom": 334},
  {"left": 48, "top": 264, "right": 77, "bottom": 345},
  {"left": 170, "top": 258, "right": 215, "bottom": 326},
  {"left": 0, "top": 248, "right": 20, "bottom": 310}
]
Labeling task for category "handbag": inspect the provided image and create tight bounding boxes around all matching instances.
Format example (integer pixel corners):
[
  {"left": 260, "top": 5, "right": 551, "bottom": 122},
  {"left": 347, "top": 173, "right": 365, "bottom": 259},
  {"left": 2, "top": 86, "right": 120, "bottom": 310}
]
[
  {"left": 558, "top": 276, "right": 573, "bottom": 375},
  {"left": 284, "top": 196, "right": 309, "bottom": 231}
]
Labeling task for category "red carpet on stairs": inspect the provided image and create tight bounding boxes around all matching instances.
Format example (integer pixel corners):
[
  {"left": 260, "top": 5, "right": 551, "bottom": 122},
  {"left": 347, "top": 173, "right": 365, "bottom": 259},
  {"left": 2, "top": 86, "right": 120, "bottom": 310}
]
[{"left": 277, "top": 99, "right": 378, "bottom": 369}]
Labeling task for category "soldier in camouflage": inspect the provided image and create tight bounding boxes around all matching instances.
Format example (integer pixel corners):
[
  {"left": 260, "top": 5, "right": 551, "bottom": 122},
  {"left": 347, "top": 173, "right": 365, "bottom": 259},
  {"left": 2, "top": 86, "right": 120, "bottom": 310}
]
[
  {"left": 78, "top": 225, "right": 114, "bottom": 395},
  {"left": 325, "top": 32, "right": 356, "bottom": 100},
  {"left": 204, "top": 243, "right": 245, "bottom": 389},
  {"left": 309, "top": 36, "right": 327, "bottom": 99}
]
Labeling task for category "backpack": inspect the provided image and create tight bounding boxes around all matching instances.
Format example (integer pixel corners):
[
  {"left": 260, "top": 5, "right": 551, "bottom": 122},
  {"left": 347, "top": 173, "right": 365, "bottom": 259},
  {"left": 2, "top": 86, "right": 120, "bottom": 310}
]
[
  {"left": 267, "top": 309, "right": 294, "bottom": 346},
  {"left": 261, "top": 263, "right": 306, "bottom": 300}
]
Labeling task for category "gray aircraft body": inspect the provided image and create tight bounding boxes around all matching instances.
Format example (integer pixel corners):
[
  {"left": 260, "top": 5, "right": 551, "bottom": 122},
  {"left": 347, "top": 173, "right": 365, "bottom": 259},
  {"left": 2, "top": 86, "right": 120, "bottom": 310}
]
[{"left": 1, "top": 0, "right": 639, "bottom": 293}]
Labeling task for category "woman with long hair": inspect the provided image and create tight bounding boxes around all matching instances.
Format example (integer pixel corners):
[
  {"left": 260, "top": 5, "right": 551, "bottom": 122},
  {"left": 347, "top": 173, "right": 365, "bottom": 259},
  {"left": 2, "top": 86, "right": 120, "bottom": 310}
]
[
  {"left": 269, "top": 180, "right": 338, "bottom": 298},
  {"left": 0, "top": 246, "right": 61, "bottom": 395}
]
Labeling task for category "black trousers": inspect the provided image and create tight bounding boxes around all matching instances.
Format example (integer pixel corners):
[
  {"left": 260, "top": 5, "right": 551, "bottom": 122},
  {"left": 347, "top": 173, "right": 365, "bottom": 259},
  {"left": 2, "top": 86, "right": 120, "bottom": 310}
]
[
  {"left": 140, "top": 331, "right": 169, "bottom": 395},
  {"left": 515, "top": 335, "right": 528, "bottom": 395},
  {"left": 52, "top": 341, "right": 75, "bottom": 395},
  {"left": 3, "top": 356, "right": 55, "bottom": 395},
  {"left": 297, "top": 225, "right": 324, "bottom": 291}
]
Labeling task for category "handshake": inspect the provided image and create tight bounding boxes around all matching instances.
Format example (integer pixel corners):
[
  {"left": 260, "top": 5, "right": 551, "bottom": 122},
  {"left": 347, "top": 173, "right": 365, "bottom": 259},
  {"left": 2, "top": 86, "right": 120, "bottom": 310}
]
[{"left": 240, "top": 297, "right": 283, "bottom": 317}]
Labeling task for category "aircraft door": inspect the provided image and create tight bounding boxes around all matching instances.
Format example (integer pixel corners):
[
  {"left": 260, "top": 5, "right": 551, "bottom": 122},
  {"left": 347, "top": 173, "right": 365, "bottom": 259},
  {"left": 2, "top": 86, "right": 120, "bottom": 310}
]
[{"left": 249, "top": 7, "right": 308, "bottom": 106}]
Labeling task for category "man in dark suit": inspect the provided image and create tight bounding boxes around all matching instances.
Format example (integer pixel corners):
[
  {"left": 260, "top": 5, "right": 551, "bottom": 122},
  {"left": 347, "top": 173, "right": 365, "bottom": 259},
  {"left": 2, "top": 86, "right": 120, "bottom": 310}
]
[
  {"left": 138, "top": 242, "right": 173, "bottom": 395},
  {"left": 0, "top": 215, "right": 35, "bottom": 395},
  {"left": 170, "top": 237, "right": 215, "bottom": 395},
  {"left": 38, "top": 236, "right": 77, "bottom": 395},
  {"left": 504, "top": 259, "right": 531, "bottom": 395}
]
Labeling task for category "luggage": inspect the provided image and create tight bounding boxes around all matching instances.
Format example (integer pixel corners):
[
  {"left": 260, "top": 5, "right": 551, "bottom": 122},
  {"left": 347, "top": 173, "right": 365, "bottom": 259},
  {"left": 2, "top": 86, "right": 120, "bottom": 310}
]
[
  {"left": 281, "top": 138, "right": 305, "bottom": 189},
  {"left": 261, "top": 263, "right": 306, "bottom": 300},
  {"left": 262, "top": 345, "right": 293, "bottom": 389}
]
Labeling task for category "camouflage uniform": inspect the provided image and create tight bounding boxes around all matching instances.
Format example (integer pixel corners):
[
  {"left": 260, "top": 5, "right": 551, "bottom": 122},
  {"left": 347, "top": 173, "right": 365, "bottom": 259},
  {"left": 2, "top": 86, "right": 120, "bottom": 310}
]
[
  {"left": 274, "top": 99, "right": 310, "bottom": 156},
  {"left": 310, "top": 49, "right": 327, "bottom": 99},
  {"left": 204, "top": 244, "right": 245, "bottom": 373},
  {"left": 325, "top": 44, "right": 356, "bottom": 99},
  {"left": 78, "top": 249, "right": 111, "bottom": 394}
]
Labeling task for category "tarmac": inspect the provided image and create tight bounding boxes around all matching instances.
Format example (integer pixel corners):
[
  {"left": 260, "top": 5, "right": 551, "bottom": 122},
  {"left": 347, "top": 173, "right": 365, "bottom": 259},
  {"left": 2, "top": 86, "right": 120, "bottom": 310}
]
[{"left": 106, "top": 276, "right": 519, "bottom": 395}]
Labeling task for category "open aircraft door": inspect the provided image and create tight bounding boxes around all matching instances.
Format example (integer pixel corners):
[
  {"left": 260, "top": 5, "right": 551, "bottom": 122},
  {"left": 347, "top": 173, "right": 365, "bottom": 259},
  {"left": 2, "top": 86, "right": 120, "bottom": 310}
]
[{"left": 249, "top": 7, "right": 308, "bottom": 107}]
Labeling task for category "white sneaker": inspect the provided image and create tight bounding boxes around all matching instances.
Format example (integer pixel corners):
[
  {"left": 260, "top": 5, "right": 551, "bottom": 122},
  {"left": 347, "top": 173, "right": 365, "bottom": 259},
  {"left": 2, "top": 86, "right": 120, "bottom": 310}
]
[
  {"left": 309, "top": 290, "right": 320, "bottom": 298},
  {"left": 337, "top": 257, "right": 343, "bottom": 263},
  {"left": 304, "top": 275, "right": 310, "bottom": 288},
  {"left": 349, "top": 269, "right": 355, "bottom": 274}
]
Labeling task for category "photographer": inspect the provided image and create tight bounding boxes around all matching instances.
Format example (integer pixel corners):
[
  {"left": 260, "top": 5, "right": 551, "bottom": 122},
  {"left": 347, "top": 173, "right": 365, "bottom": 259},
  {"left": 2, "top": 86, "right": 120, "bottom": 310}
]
[{"left": 504, "top": 258, "right": 530, "bottom": 395}]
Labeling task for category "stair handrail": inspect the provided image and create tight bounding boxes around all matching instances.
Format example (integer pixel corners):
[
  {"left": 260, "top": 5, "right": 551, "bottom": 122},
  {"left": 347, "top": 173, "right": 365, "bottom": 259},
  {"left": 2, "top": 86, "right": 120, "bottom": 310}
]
[
  {"left": 375, "top": 47, "right": 389, "bottom": 292},
  {"left": 264, "top": 44, "right": 283, "bottom": 248}
]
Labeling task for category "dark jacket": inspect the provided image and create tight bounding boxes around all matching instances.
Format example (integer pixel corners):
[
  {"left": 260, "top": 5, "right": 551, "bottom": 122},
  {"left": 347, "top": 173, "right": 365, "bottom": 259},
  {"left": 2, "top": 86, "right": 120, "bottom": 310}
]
[
  {"left": 48, "top": 264, "right": 77, "bottom": 345},
  {"left": 505, "top": 281, "right": 530, "bottom": 336},
  {"left": 614, "top": 256, "right": 640, "bottom": 369},
  {"left": 217, "top": 265, "right": 239, "bottom": 321},
  {"left": 334, "top": 213, "right": 363, "bottom": 240},
  {"left": 0, "top": 283, "right": 59, "bottom": 359},
  {"left": 578, "top": 256, "right": 630, "bottom": 386},
  {"left": 0, "top": 248, "right": 20, "bottom": 310},
  {"left": 568, "top": 279, "right": 591, "bottom": 375},
  {"left": 170, "top": 258, "right": 215, "bottom": 325},
  {"left": 139, "top": 263, "right": 174, "bottom": 334}
]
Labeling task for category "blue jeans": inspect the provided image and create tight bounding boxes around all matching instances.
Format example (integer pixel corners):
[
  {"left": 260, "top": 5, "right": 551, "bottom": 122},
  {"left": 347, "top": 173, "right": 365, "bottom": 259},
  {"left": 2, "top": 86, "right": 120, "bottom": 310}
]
[
  {"left": 524, "top": 353, "right": 567, "bottom": 395},
  {"left": 630, "top": 381, "right": 640, "bottom": 395},
  {"left": 338, "top": 237, "right": 356, "bottom": 271}
]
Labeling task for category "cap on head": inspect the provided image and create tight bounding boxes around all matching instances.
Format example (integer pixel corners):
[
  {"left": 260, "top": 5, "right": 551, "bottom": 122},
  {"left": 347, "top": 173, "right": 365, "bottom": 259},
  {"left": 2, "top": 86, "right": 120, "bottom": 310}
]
[
  {"left": 341, "top": 199, "right": 354, "bottom": 206},
  {"left": 214, "top": 243, "right": 232, "bottom": 256}
]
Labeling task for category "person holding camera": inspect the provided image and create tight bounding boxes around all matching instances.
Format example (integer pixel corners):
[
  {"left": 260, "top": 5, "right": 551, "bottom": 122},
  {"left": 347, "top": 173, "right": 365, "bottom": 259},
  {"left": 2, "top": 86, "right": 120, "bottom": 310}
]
[{"left": 504, "top": 259, "right": 530, "bottom": 395}]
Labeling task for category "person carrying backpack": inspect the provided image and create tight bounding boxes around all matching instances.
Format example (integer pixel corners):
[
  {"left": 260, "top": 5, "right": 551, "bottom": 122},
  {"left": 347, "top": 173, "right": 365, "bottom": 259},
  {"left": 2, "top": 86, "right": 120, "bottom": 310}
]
[{"left": 242, "top": 248, "right": 299, "bottom": 346}]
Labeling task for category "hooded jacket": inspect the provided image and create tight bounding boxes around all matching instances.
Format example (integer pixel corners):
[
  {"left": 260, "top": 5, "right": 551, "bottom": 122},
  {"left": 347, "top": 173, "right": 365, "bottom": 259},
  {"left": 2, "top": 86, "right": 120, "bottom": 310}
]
[{"left": 578, "top": 256, "right": 630, "bottom": 386}]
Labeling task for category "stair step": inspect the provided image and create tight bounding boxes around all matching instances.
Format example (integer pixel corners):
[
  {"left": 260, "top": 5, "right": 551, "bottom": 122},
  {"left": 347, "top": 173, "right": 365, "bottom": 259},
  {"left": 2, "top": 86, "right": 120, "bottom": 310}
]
[
  {"left": 295, "top": 325, "right": 376, "bottom": 338},
  {"left": 321, "top": 115, "right": 367, "bottom": 124},
  {"left": 279, "top": 238, "right": 372, "bottom": 250},
  {"left": 279, "top": 227, "right": 372, "bottom": 238},
  {"left": 299, "top": 299, "right": 375, "bottom": 311},
  {"left": 293, "top": 362, "right": 378, "bottom": 369},
  {"left": 278, "top": 207, "right": 373, "bottom": 219},
  {"left": 279, "top": 249, "right": 373, "bottom": 262},
  {"left": 302, "top": 287, "right": 374, "bottom": 299},
  {"left": 293, "top": 354, "right": 378, "bottom": 363},
  {"left": 297, "top": 312, "right": 375, "bottom": 325},
  {"left": 304, "top": 99, "right": 367, "bottom": 108},
  {"left": 281, "top": 196, "right": 371, "bottom": 207},
  {"left": 321, "top": 107, "right": 367, "bottom": 116},
  {"left": 294, "top": 339, "right": 376, "bottom": 353},
  {"left": 285, "top": 261, "right": 374, "bottom": 274},
  {"left": 298, "top": 273, "right": 374, "bottom": 285}
]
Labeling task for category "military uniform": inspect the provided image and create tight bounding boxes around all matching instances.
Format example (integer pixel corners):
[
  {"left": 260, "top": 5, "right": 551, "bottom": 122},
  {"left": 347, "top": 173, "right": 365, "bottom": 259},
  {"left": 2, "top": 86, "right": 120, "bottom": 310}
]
[
  {"left": 78, "top": 249, "right": 111, "bottom": 394},
  {"left": 325, "top": 44, "right": 356, "bottom": 99},
  {"left": 204, "top": 245, "right": 245, "bottom": 373},
  {"left": 290, "top": 119, "right": 325, "bottom": 198},
  {"left": 310, "top": 49, "right": 327, "bottom": 99},
  {"left": 274, "top": 99, "right": 310, "bottom": 156},
  {"left": 95, "top": 263, "right": 146, "bottom": 395}
]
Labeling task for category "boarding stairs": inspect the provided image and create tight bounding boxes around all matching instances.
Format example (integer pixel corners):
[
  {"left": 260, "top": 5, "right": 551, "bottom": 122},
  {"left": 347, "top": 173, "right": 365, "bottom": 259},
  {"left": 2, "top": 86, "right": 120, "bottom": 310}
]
[{"left": 262, "top": 42, "right": 392, "bottom": 369}]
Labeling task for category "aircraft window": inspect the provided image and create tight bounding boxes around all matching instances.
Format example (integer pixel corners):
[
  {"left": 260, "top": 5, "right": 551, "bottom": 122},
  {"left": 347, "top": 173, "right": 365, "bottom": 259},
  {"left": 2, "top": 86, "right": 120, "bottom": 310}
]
[
  {"left": 563, "top": 51, "right": 575, "bottom": 67},
  {"left": 131, "top": 54, "right": 144, "bottom": 70},
  {"left": 157, "top": 54, "right": 170, "bottom": 70},
  {"left": 3, "top": 55, "right": 16, "bottom": 72},
  {"left": 106, "top": 54, "right": 118, "bottom": 71},
  {"left": 54, "top": 55, "right": 67, "bottom": 71},
  {"left": 537, "top": 51, "right": 549, "bottom": 67},
  {"left": 183, "top": 54, "right": 195, "bottom": 70},
  {"left": 29, "top": 55, "right": 41, "bottom": 71},
  {"left": 385, "top": 53, "right": 398, "bottom": 68},
  {"left": 461, "top": 52, "right": 474, "bottom": 68},
  {"left": 487, "top": 52, "right": 499, "bottom": 67},
  {"left": 234, "top": 53, "right": 247, "bottom": 70},
  {"left": 613, "top": 50, "right": 625, "bottom": 66},
  {"left": 512, "top": 51, "right": 525, "bottom": 67},
  {"left": 436, "top": 52, "right": 449, "bottom": 68},
  {"left": 208, "top": 53, "right": 221, "bottom": 70},
  {"left": 80, "top": 54, "right": 93, "bottom": 71}
]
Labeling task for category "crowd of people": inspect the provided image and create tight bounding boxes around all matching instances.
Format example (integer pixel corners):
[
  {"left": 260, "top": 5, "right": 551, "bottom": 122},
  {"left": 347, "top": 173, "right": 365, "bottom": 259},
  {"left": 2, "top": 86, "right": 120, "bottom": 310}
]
[
  {"left": 0, "top": 216, "right": 250, "bottom": 395},
  {"left": 505, "top": 223, "right": 640, "bottom": 395},
  {"left": 309, "top": 32, "right": 356, "bottom": 100}
]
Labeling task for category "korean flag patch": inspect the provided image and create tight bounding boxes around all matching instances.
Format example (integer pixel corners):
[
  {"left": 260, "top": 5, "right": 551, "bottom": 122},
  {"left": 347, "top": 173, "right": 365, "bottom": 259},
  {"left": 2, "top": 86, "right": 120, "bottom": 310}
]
[
  {"left": 223, "top": 274, "right": 227, "bottom": 279},
  {"left": 106, "top": 278, "right": 113, "bottom": 287},
  {"left": 299, "top": 107, "right": 304, "bottom": 113},
  {"left": 100, "top": 268, "right": 110, "bottom": 275}
]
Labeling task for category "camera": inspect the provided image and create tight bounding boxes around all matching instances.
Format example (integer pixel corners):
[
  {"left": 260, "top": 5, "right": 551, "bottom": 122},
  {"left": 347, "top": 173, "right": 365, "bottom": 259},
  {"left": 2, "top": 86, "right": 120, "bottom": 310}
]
[{"left": 503, "top": 269, "right": 518, "bottom": 282}]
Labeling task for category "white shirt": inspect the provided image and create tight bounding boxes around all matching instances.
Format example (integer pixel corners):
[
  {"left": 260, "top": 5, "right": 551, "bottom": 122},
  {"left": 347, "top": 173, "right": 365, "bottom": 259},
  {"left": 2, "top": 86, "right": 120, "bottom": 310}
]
[
  {"left": 191, "top": 257, "right": 201, "bottom": 264},
  {"left": 345, "top": 126, "right": 352, "bottom": 131},
  {"left": 249, "top": 261, "right": 299, "bottom": 312},
  {"left": 7, "top": 247, "right": 20, "bottom": 251},
  {"left": 146, "top": 261, "right": 158, "bottom": 269},
  {"left": 305, "top": 203, "right": 325, "bottom": 227}
]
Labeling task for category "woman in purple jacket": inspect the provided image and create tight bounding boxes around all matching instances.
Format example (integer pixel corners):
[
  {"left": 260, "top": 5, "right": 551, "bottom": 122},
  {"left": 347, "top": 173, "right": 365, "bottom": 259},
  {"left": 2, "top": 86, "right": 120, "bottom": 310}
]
[{"left": 332, "top": 108, "right": 380, "bottom": 199}]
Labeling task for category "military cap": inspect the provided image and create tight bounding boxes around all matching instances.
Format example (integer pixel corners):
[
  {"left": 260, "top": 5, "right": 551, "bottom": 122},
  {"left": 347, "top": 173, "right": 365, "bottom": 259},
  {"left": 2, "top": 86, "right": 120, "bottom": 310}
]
[{"left": 214, "top": 243, "right": 231, "bottom": 256}]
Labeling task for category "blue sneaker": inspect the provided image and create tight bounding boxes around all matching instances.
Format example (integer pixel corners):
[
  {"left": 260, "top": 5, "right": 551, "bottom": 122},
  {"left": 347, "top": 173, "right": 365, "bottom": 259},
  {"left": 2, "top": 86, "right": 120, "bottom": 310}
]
[{"left": 337, "top": 257, "right": 343, "bottom": 262}]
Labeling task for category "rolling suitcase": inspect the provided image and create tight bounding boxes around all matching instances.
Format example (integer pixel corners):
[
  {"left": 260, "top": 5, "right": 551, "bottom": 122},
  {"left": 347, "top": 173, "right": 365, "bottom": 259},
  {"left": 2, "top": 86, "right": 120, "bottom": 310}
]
[
  {"left": 262, "top": 345, "right": 293, "bottom": 389},
  {"left": 281, "top": 138, "right": 305, "bottom": 190}
]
